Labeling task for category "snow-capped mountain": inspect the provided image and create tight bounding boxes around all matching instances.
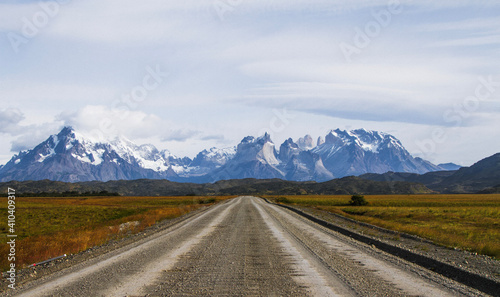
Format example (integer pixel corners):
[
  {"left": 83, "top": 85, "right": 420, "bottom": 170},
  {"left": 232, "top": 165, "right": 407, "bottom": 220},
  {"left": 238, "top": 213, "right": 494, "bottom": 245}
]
[
  {"left": 0, "top": 127, "right": 189, "bottom": 182},
  {"left": 184, "top": 147, "right": 236, "bottom": 177},
  {"left": 0, "top": 127, "right": 453, "bottom": 183},
  {"left": 312, "top": 129, "right": 442, "bottom": 177},
  {"left": 205, "top": 133, "right": 284, "bottom": 181},
  {"left": 296, "top": 134, "right": 314, "bottom": 150},
  {"left": 278, "top": 138, "right": 333, "bottom": 181}
]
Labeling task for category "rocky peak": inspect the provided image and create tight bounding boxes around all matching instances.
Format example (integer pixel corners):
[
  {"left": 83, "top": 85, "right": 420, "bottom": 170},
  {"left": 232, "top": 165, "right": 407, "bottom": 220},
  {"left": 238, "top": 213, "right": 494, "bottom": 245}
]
[{"left": 297, "top": 134, "right": 314, "bottom": 150}]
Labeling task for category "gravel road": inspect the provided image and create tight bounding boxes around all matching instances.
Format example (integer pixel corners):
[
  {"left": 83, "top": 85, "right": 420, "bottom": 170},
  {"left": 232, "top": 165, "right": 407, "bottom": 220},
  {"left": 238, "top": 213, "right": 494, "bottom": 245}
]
[{"left": 4, "top": 196, "right": 491, "bottom": 296}]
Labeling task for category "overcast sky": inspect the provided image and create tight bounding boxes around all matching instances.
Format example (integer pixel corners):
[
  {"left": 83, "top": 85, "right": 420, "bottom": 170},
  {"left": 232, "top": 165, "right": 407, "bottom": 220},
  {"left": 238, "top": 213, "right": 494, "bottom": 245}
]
[{"left": 1, "top": 0, "right": 499, "bottom": 166}]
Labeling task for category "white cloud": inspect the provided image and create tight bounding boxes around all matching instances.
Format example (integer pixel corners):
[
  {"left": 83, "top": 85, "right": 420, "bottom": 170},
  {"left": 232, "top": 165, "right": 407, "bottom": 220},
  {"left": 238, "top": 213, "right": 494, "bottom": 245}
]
[
  {"left": 0, "top": 2, "right": 43, "bottom": 31},
  {"left": 56, "top": 105, "right": 201, "bottom": 143},
  {"left": 0, "top": 107, "right": 63, "bottom": 153},
  {"left": 1, "top": 1, "right": 499, "bottom": 166},
  {"left": 416, "top": 17, "right": 500, "bottom": 32},
  {"left": 0, "top": 108, "right": 25, "bottom": 133},
  {"left": 43, "top": 0, "right": 213, "bottom": 44},
  {"left": 430, "top": 35, "right": 500, "bottom": 47},
  {"left": 0, "top": 81, "right": 117, "bottom": 109}
]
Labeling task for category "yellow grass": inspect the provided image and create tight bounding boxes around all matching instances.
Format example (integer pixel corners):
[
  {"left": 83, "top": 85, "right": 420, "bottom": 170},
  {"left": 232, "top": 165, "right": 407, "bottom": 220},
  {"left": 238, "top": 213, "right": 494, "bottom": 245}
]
[
  {"left": 0, "top": 196, "right": 235, "bottom": 270},
  {"left": 265, "top": 194, "right": 500, "bottom": 259}
]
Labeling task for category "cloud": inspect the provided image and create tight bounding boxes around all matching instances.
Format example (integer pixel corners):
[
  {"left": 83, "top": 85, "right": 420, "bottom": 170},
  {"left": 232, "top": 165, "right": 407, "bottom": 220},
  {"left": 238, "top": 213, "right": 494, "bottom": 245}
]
[
  {"left": 0, "top": 108, "right": 25, "bottom": 133},
  {"left": 0, "top": 108, "right": 63, "bottom": 152},
  {"left": 200, "top": 134, "right": 226, "bottom": 142},
  {"left": 9, "top": 122, "right": 61, "bottom": 152},
  {"left": 56, "top": 105, "right": 201, "bottom": 142},
  {"left": 416, "top": 17, "right": 500, "bottom": 32},
  {"left": 43, "top": 0, "right": 213, "bottom": 44},
  {"left": 0, "top": 108, "right": 60, "bottom": 153},
  {"left": 161, "top": 130, "right": 200, "bottom": 142},
  {"left": 0, "top": 2, "right": 42, "bottom": 31},
  {"left": 1, "top": 0, "right": 499, "bottom": 166},
  {"left": 430, "top": 35, "right": 500, "bottom": 47}
]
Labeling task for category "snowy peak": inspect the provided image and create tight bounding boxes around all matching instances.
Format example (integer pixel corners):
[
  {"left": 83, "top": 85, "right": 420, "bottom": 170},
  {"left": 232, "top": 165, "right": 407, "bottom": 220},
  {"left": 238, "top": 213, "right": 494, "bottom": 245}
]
[
  {"left": 35, "top": 126, "right": 108, "bottom": 166},
  {"left": 257, "top": 132, "right": 273, "bottom": 145},
  {"left": 206, "top": 133, "right": 284, "bottom": 181},
  {"left": 278, "top": 138, "right": 301, "bottom": 162},
  {"left": 323, "top": 128, "right": 402, "bottom": 154},
  {"left": 277, "top": 137, "right": 333, "bottom": 182},
  {"left": 0, "top": 126, "right": 192, "bottom": 182},
  {"left": 297, "top": 134, "right": 314, "bottom": 150},
  {"left": 0, "top": 127, "right": 448, "bottom": 183},
  {"left": 254, "top": 133, "right": 279, "bottom": 166},
  {"left": 313, "top": 128, "right": 441, "bottom": 177},
  {"left": 191, "top": 147, "right": 236, "bottom": 168}
]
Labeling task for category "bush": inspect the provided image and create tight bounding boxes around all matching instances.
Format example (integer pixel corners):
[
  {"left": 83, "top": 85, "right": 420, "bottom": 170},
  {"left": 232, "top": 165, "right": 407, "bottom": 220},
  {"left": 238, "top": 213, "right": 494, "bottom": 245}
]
[
  {"left": 197, "top": 197, "right": 216, "bottom": 204},
  {"left": 276, "top": 196, "right": 291, "bottom": 204},
  {"left": 350, "top": 195, "right": 368, "bottom": 206}
]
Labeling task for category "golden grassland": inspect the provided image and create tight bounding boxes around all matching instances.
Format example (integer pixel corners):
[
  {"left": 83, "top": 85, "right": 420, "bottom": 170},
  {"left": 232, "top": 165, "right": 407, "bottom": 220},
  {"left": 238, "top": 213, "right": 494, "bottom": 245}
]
[
  {"left": 0, "top": 196, "right": 235, "bottom": 271},
  {"left": 265, "top": 194, "right": 500, "bottom": 259}
]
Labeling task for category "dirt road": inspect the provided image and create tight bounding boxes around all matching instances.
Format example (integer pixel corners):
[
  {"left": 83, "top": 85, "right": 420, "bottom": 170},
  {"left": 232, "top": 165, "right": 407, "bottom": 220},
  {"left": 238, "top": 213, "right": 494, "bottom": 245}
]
[{"left": 6, "top": 197, "right": 487, "bottom": 296}]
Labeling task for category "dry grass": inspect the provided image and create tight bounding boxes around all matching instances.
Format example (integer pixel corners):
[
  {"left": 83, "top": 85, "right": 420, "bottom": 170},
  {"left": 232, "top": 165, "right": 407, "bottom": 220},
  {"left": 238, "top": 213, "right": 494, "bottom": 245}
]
[
  {"left": 0, "top": 196, "right": 235, "bottom": 270},
  {"left": 265, "top": 194, "right": 500, "bottom": 259}
]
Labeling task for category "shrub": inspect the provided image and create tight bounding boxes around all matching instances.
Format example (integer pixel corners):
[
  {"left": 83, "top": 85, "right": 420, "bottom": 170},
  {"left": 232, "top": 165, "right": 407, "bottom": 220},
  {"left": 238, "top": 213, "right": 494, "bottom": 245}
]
[
  {"left": 276, "top": 196, "right": 291, "bottom": 204},
  {"left": 197, "top": 197, "right": 216, "bottom": 204},
  {"left": 350, "top": 195, "right": 368, "bottom": 206}
]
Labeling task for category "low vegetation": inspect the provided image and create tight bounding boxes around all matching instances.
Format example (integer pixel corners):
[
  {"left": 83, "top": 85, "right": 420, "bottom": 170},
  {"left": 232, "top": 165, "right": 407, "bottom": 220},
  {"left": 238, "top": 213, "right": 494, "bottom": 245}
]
[
  {"left": 349, "top": 195, "right": 368, "bottom": 206},
  {"left": 0, "top": 195, "right": 235, "bottom": 271},
  {"left": 268, "top": 194, "right": 500, "bottom": 259}
]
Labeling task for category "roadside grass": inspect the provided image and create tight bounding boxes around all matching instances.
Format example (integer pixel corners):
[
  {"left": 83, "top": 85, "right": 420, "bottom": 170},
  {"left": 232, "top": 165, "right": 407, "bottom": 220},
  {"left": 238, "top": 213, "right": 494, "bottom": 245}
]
[
  {"left": 0, "top": 196, "right": 235, "bottom": 271},
  {"left": 265, "top": 194, "right": 500, "bottom": 259}
]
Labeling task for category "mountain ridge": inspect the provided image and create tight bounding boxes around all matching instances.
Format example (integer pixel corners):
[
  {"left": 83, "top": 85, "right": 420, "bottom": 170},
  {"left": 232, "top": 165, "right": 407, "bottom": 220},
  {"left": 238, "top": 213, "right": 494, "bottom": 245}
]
[
  {"left": 0, "top": 126, "right": 459, "bottom": 183},
  {"left": 360, "top": 153, "right": 500, "bottom": 193}
]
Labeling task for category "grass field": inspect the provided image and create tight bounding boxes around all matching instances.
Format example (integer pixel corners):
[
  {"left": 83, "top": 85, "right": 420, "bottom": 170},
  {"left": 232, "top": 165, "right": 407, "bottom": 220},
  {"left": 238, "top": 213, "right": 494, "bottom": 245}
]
[
  {"left": 265, "top": 194, "right": 500, "bottom": 259},
  {"left": 0, "top": 195, "right": 235, "bottom": 271}
]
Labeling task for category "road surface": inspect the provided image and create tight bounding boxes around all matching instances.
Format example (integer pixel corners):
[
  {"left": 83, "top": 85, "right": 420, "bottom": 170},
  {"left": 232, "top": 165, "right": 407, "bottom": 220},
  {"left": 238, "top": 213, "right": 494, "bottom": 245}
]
[{"left": 8, "top": 196, "right": 484, "bottom": 296}]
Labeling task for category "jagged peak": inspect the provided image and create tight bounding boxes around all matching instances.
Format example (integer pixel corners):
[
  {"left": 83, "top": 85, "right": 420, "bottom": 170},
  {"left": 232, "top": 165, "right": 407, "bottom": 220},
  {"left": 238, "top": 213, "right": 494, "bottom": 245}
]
[
  {"left": 282, "top": 138, "right": 296, "bottom": 146},
  {"left": 325, "top": 129, "right": 350, "bottom": 144},
  {"left": 240, "top": 136, "right": 255, "bottom": 144},
  {"left": 320, "top": 128, "right": 406, "bottom": 153},
  {"left": 317, "top": 136, "right": 325, "bottom": 146},
  {"left": 297, "top": 134, "right": 314, "bottom": 150},
  {"left": 239, "top": 133, "right": 273, "bottom": 146},
  {"left": 257, "top": 132, "right": 273, "bottom": 144},
  {"left": 58, "top": 125, "right": 75, "bottom": 135}
]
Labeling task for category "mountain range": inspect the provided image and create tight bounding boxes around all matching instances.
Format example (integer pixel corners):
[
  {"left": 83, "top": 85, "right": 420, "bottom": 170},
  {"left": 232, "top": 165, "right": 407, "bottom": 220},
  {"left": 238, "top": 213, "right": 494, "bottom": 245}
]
[
  {"left": 0, "top": 126, "right": 461, "bottom": 183},
  {"left": 360, "top": 152, "right": 500, "bottom": 194}
]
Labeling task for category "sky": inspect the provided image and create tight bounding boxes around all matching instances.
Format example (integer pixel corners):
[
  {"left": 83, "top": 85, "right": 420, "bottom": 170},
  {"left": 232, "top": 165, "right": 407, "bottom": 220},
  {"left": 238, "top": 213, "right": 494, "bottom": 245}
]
[{"left": 1, "top": 0, "right": 499, "bottom": 166}]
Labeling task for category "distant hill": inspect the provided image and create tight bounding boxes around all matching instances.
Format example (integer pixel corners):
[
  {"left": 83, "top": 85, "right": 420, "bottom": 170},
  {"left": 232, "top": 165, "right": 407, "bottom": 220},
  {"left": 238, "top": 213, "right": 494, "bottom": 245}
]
[
  {"left": 477, "top": 185, "right": 500, "bottom": 194},
  {"left": 0, "top": 177, "right": 433, "bottom": 197},
  {"left": 360, "top": 171, "right": 456, "bottom": 189},
  {"left": 361, "top": 153, "right": 500, "bottom": 193},
  {"left": 435, "top": 153, "right": 500, "bottom": 193}
]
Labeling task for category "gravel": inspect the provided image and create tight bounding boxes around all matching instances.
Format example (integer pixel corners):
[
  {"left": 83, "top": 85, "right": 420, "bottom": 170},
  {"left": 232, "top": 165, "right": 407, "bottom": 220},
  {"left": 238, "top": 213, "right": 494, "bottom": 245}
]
[
  {"left": 288, "top": 203, "right": 500, "bottom": 293},
  {"left": 1, "top": 196, "right": 497, "bottom": 296}
]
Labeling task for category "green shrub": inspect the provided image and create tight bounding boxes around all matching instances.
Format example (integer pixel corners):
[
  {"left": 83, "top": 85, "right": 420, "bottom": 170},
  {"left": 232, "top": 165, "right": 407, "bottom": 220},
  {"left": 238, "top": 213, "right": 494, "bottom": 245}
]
[
  {"left": 276, "top": 196, "right": 291, "bottom": 204},
  {"left": 197, "top": 197, "right": 216, "bottom": 204},
  {"left": 350, "top": 195, "right": 368, "bottom": 206}
]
